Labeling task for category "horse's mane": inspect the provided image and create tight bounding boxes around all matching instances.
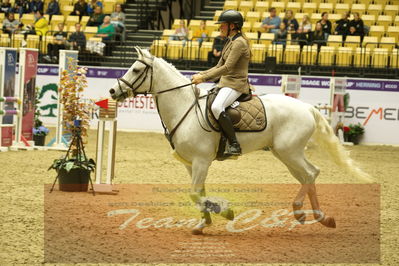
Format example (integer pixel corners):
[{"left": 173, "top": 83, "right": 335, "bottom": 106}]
[{"left": 155, "top": 56, "right": 190, "bottom": 82}]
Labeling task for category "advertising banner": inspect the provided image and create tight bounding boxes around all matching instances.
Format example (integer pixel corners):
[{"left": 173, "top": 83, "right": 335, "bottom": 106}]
[
  {"left": 0, "top": 49, "right": 17, "bottom": 146},
  {"left": 21, "top": 50, "right": 38, "bottom": 141},
  {"left": 35, "top": 65, "right": 399, "bottom": 145}
]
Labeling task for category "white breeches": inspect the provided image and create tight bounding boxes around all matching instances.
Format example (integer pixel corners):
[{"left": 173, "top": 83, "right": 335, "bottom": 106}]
[{"left": 211, "top": 87, "right": 242, "bottom": 119}]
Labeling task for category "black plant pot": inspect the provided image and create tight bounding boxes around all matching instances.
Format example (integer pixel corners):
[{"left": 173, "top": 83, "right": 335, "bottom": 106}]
[
  {"left": 58, "top": 168, "right": 90, "bottom": 192},
  {"left": 33, "top": 135, "right": 46, "bottom": 146},
  {"left": 348, "top": 135, "right": 362, "bottom": 145}
]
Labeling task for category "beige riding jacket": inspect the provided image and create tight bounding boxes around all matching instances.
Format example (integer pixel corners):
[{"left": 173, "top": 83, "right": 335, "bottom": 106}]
[{"left": 200, "top": 34, "right": 251, "bottom": 94}]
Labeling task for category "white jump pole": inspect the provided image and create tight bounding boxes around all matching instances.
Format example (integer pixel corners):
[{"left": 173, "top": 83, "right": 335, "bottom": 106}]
[{"left": 93, "top": 99, "right": 118, "bottom": 194}]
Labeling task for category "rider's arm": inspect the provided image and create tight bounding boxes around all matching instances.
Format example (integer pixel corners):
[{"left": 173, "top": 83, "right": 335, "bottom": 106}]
[{"left": 201, "top": 39, "right": 246, "bottom": 82}]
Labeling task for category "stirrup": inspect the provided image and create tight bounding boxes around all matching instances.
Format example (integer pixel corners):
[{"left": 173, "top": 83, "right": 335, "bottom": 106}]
[{"left": 224, "top": 143, "right": 241, "bottom": 156}]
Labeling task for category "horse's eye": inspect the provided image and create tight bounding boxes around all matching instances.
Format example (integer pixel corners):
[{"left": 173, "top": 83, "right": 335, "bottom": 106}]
[{"left": 133, "top": 68, "right": 140, "bottom": 73}]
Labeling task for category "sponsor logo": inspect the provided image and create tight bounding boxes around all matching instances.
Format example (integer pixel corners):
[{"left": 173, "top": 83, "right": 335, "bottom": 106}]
[
  {"left": 346, "top": 106, "right": 399, "bottom": 125},
  {"left": 37, "top": 67, "right": 49, "bottom": 74}
]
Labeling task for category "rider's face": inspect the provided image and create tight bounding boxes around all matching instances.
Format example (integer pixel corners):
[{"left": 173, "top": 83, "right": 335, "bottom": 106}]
[{"left": 219, "top": 22, "right": 228, "bottom": 37}]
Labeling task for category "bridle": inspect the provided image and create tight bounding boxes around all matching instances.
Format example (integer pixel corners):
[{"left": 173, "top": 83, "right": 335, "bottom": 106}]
[{"left": 115, "top": 56, "right": 211, "bottom": 148}]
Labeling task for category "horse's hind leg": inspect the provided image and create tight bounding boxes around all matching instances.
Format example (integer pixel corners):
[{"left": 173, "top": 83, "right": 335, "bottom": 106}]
[{"left": 273, "top": 149, "right": 336, "bottom": 228}]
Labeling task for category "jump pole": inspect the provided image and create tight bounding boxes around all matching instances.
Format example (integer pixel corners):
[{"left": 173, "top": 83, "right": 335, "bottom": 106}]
[{"left": 92, "top": 98, "right": 118, "bottom": 194}]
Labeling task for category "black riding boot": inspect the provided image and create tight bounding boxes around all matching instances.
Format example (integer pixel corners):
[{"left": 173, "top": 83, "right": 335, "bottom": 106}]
[{"left": 218, "top": 111, "right": 241, "bottom": 156}]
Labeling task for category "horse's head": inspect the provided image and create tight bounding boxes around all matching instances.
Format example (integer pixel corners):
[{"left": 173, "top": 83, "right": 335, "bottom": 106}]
[{"left": 109, "top": 47, "right": 154, "bottom": 101}]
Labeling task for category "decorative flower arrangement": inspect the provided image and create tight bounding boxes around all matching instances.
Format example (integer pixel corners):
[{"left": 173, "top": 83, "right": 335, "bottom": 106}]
[
  {"left": 48, "top": 58, "right": 95, "bottom": 192},
  {"left": 344, "top": 123, "right": 365, "bottom": 145},
  {"left": 32, "top": 87, "right": 49, "bottom": 145}
]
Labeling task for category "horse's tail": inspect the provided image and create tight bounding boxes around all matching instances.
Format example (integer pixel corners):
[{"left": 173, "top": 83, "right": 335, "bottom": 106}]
[{"left": 310, "top": 106, "right": 373, "bottom": 183}]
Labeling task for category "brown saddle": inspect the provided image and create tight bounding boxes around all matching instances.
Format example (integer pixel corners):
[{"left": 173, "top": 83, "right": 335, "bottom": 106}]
[{"left": 206, "top": 88, "right": 267, "bottom": 132}]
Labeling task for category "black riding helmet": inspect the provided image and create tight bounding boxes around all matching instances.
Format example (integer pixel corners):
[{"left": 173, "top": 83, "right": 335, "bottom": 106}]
[{"left": 215, "top": 9, "right": 244, "bottom": 29}]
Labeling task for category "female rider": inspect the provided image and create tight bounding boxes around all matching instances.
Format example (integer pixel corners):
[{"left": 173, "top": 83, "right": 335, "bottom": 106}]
[{"left": 191, "top": 10, "right": 251, "bottom": 156}]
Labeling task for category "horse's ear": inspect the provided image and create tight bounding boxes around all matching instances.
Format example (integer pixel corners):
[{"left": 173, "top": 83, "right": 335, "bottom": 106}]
[{"left": 134, "top": 46, "right": 143, "bottom": 59}]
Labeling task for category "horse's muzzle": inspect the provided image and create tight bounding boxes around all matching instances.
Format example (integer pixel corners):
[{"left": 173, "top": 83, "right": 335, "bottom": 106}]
[{"left": 109, "top": 89, "right": 116, "bottom": 100}]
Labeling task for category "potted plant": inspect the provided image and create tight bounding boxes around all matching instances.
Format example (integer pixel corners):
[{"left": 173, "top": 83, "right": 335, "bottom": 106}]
[
  {"left": 49, "top": 58, "right": 94, "bottom": 192},
  {"left": 32, "top": 87, "right": 49, "bottom": 146},
  {"left": 343, "top": 123, "right": 365, "bottom": 145}
]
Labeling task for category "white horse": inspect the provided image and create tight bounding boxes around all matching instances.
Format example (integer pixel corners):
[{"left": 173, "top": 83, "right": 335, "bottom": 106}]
[{"left": 110, "top": 47, "right": 371, "bottom": 235}]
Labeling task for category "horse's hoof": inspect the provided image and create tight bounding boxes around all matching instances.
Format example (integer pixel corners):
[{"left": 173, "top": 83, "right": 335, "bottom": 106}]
[
  {"left": 320, "top": 216, "right": 336, "bottom": 228},
  {"left": 293, "top": 210, "right": 306, "bottom": 224},
  {"left": 221, "top": 208, "right": 234, "bottom": 221},
  {"left": 192, "top": 228, "right": 204, "bottom": 235}
]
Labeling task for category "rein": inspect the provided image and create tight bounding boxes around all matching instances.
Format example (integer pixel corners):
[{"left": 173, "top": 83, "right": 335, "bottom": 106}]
[{"left": 118, "top": 58, "right": 211, "bottom": 149}]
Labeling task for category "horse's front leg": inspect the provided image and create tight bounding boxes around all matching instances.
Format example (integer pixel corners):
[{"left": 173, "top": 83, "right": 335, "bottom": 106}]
[{"left": 187, "top": 159, "right": 212, "bottom": 235}]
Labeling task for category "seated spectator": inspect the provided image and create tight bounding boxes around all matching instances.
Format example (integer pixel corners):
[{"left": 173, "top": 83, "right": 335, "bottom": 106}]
[
  {"left": 96, "top": 15, "right": 115, "bottom": 55},
  {"left": 71, "top": 0, "right": 88, "bottom": 18},
  {"left": 192, "top": 20, "right": 209, "bottom": 45},
  {"left": 110, "top": 4, "right": 125, "bottom": 40},
  {"left": 334, "top": 12, "right": 350, "bottom": 38},
  {"left": 43, "top": 23, "right": 67, "bottom": 62},
  {"left": 274, "top": 21, "right": 287, "bottom": 45},
  {"left": 261, "top": 7, "right": 281, "bottom": 34},
  {"left": 291, "top": 26, "right": 308, "bottom": 49},
  {"left": 318, "top": 12, "right": 332, "bottom": 36},
  {"left": 349, "top": 12, "right": 364, "bottom": 37},
  {"left": 1, "top": 0, "right": 12, "bottom": 13},
  {"left": 300, "top": 15, "right": 312, "bottom": 34},
  {"left": 87, "top": 6, "right": 105, "bottom": 27},
  {"left": 207, "top": 34, "right": 227, "bottom": 64},
  {"left": 28, "top": 10, "right": 48, "bottom": 37},
  {"left": 45, "top": 0, "right": 60, "bottom": 19},
  {"left": 2, "top": 12, "right": 23, "bottom": 35},
  {"left": 29, "top": 0, "right": 43, "bottom": 13},
  {"left": 169, "top": 20, "right": 188, "bottom": 43},
  {"left": 87, "top": 0, "right": 102, "bottom": 16},
  {"left": 13, "top": 0, "right": 30, "bottom": 17},
  {"left": 283, "top": 10, "right": 299, "bottom": 34},
  {"left": 310, "top": 22, "right": 327, "bottom": 49},
  {"left": 68, "top": 23, "right": 86, "bottom": 50},
  {"left": 347, "top": 26, "right": 361, "bottom": 36}
]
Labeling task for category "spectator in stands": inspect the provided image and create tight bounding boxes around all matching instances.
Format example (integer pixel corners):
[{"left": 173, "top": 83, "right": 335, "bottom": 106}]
[
  {"left": 349, "top": 12, "right": 364, "bottom": 38},
  {"left": 68, "top": 23, "right": 86, "bottom": 50},
  {"left": 310, "top": 22, "right": 327, "bottom": 50},
  {"left": 291, "top": 26, "right": 308, "bottom": 49},
  {"left": 334, "top": 12, "right": 350, "bottom": 38},
  {"left": 13, "top": 0, "right": 30, "bottom": 17},
  {"left": 87, "top": 6, "right": 105, "bottom": 27},
  {"left": 71, "top": 0, "right": 88, "bottom": 19},
  {"left": 192, "top": 20, "right": 209, "bottom": 45},
  {"left": 318, "top": 12, "right": 332, "bottom": 36},
  {"left": 2, "top": 12, "right": 23, "bottom": 35},
  {"left": 45, "top": 0, "right": 59, "bottom": 19},
  {"left": 44, "top": 23, "right": 67, "bottom": 62},
  {"left": 347, "top": 25, "right": 361, "bottom": 37},
  {"left": 87, "top": 0, "right": 102, "bottom": 16},
  {"left": 261, "top": 7, "right": 281, "bottom": 34},
  {"left": 207, "top": 34, "right": 227, "bottom": 64},
  {"left": 29, "top": 10, "right": 48, "bottom": 37},
  {"left": 299, "top": 15, "right": 311, "bottom": 34},
  {"left": 29, "top": 0, "right": 43, "bottom": 13},
  {"left": 169, "top": 20, "right": 189, "bottom": 43},
  {"left": 1, "top": 0, "right": 12, "bottom": 13},
  {"left": 110, "top": 3, "right": 125, "bottom": 40},
  {"left": 274, "top": 21, "right": 287, "bottom": 45},
  {"left": 96, "top": 15, "right": 115, "bottom": 55},
  {"left": 283, "top": 10, "right": 298, "bottom": 35}
]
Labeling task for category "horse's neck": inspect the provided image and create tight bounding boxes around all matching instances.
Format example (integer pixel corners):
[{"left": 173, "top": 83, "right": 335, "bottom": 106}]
[{"left": 152, "top": 60, "right": 196, "bottom": 130}]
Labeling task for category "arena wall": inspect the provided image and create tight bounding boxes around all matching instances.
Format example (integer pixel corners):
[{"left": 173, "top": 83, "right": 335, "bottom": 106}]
[{"left": 34, "top": 65, "right": 399, "bottom": 145}]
